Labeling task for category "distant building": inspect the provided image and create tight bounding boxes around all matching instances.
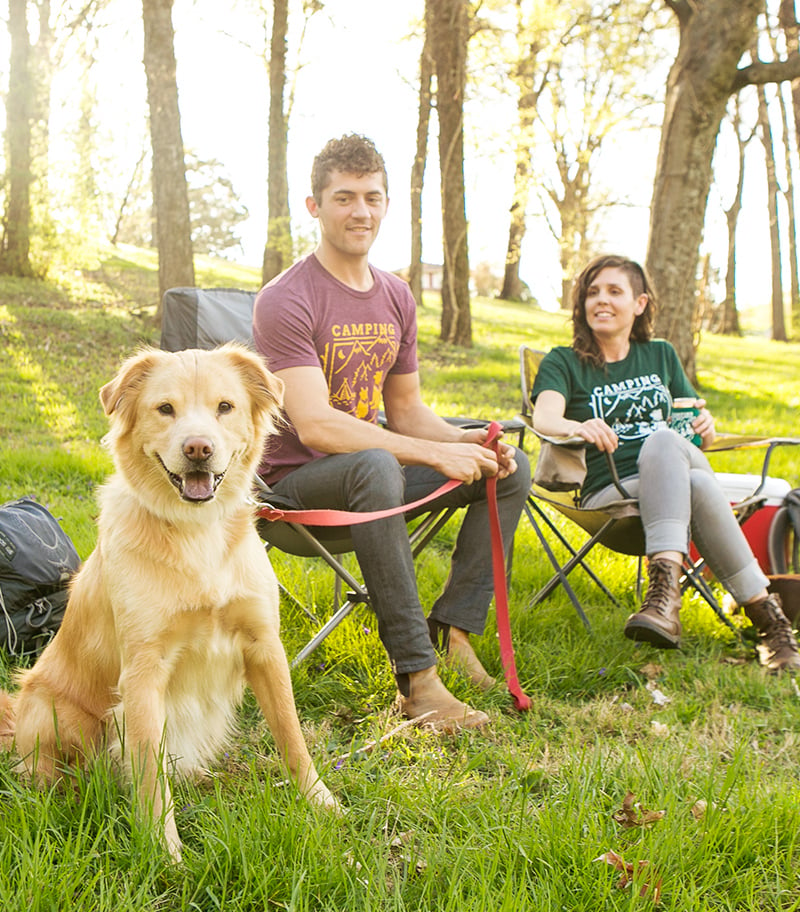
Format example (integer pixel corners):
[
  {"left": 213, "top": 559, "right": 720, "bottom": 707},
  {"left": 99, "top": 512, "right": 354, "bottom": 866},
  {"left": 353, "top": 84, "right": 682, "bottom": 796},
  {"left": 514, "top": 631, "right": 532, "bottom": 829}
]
[{"left": 393, "top": 263, "right": 443, "bottom": 291}]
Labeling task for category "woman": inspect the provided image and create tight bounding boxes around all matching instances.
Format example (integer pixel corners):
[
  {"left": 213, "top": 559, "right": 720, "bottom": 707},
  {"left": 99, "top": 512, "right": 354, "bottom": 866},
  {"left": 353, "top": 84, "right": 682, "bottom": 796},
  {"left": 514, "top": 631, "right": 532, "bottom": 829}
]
[{"left": 532, "top": 254, "right": 799, "bottom": 672}]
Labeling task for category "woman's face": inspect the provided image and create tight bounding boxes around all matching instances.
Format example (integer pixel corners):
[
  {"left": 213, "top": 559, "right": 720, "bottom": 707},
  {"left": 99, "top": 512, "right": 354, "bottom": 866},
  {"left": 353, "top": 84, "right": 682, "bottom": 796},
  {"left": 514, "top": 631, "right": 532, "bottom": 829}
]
[{"left": 584, "top": 266, "right": 648, "bottom": 341}]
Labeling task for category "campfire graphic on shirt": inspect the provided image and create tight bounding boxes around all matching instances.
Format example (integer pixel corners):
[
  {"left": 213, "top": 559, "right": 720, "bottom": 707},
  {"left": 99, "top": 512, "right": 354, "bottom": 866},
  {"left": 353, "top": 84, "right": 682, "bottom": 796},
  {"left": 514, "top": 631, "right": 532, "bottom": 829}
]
[
  {"left": 590, "top": 373, "right": 671, "bottom": 442},
  {"left": 323, "top": 324, "right": 399, "bottom": 420}
]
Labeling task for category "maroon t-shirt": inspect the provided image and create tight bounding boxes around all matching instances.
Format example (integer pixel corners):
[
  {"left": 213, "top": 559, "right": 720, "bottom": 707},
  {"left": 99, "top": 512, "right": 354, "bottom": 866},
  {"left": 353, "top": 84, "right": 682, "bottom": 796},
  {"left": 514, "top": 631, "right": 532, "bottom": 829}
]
[{"left": 253, "top": 254, "right": 419, "bottom": 483}]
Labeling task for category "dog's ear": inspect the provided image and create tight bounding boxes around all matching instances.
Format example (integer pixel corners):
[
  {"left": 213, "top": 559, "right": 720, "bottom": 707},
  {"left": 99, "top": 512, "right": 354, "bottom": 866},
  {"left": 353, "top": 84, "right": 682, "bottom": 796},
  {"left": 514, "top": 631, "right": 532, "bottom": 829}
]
[
  {"left": 220, "top": 344, "right": 285, "bottom": 433},
  {"left": 100, "top": 348, "right": 164, "bottom": 419}
]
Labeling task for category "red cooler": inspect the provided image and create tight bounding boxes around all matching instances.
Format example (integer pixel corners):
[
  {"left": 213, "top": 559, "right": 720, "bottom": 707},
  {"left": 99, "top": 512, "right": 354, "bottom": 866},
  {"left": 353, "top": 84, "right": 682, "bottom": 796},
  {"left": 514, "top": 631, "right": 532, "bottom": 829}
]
[{"left": 689, "top": 473, "right": 791, "bottom": 574}]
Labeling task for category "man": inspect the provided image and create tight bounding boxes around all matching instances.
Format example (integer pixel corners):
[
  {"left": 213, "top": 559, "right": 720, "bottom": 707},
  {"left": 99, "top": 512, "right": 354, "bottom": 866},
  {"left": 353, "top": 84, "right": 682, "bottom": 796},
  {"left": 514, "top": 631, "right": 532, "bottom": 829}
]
[{"left": 253, "top": 134, "right": 530, "bottom": 729}]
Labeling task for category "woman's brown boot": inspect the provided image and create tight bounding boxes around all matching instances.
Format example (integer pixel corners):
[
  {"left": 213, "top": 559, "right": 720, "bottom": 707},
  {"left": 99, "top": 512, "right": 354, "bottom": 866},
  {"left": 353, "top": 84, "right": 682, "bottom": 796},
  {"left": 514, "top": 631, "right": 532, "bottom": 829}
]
[
  {"left": 623, "top": 558, "right": 683, "bottom": 648},
  {"left": 744, "top": 593, "right": 800, "bottom": 673}
]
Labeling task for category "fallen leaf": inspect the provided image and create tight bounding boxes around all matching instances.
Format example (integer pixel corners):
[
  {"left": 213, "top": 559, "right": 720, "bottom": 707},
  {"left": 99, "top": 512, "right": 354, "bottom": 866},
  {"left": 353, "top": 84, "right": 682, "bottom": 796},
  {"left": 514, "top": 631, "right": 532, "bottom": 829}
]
[
  {"left": 640, "top": 662, "right": 664, "bottom": 679},
  {"left": 612, "top": 791, "right": 665, "bottom": 828},
  {"left": 690, "top": 799, "right": 707, "bottom": 820},
  {"left": 595, "top": 849, "right": 663, "bottom": 902},
  {"left": 651, "top": 720, "right": 670, "bottom": 737}
]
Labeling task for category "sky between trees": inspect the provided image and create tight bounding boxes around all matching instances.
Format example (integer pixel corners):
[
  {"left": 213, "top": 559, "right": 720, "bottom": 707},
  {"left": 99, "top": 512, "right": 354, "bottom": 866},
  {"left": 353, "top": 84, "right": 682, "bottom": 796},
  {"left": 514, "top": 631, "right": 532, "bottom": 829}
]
[{"left": 0, "top": 0, "right": 793, "bottom": 325}]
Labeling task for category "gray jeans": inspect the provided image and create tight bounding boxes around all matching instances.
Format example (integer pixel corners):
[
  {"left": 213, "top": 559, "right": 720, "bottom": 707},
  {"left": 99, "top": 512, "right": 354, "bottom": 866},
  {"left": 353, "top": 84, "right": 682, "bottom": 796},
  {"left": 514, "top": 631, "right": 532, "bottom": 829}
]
[
  {"left": 582, "top": 428, "right": 768, "bottom": 604},
  {"left": 271, "top": 446, "right": 531, "bottom": 675}
]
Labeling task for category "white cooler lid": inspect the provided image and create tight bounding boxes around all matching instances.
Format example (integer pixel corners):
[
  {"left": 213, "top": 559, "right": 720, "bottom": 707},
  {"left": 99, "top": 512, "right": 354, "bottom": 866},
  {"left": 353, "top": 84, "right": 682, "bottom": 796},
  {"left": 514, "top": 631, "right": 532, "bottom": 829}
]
[{"left": 715, "top": 472, "right": 791, "bottom": 506}]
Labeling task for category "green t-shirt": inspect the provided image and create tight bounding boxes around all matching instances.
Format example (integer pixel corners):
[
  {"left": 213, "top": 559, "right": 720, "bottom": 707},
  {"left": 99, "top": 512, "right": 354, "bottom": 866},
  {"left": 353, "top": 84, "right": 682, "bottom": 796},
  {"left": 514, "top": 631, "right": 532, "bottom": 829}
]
[{"left": 531, "top": 340, "right": 696, "bottom": 498}]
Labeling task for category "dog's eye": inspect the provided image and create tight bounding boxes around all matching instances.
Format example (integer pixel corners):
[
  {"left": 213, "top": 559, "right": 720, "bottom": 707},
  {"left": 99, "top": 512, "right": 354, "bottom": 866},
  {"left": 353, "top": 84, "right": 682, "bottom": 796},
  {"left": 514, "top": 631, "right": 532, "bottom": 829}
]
[
  {"left": 218, "top": 401, "right": 233, "bottom": 415},
  {"left": 157, "top": 403, "right": 174, "bottom": 416}
]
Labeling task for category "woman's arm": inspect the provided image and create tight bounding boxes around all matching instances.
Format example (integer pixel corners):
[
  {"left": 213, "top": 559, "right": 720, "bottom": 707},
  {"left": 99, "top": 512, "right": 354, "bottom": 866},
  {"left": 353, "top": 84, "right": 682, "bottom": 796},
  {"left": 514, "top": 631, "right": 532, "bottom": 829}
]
[{"left": 533, "top": 389, "right": 619, "bottom": 453}]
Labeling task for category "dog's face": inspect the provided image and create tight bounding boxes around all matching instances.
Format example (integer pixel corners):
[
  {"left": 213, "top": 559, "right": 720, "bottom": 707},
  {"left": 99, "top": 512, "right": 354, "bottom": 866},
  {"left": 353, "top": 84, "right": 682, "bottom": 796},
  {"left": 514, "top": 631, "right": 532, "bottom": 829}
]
[{"left": 100, "top": 345, "right": 283, "bottom": 513}]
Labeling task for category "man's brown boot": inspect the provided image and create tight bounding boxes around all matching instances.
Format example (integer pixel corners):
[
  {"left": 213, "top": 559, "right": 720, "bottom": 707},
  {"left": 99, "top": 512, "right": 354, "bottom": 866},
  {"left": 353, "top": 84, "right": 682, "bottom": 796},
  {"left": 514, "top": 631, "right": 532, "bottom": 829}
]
[
  {"left": 743, "top": 593, "right": 800, "bottom": 673},
  {"left": 428, "top": 620, "right": 497, "bottom": 691},
  {"left": 623, "top": 558, "right": 683, "bottom": 648},
  {"left": 395, "top": 665, "right": 490, "bottom": 732}
]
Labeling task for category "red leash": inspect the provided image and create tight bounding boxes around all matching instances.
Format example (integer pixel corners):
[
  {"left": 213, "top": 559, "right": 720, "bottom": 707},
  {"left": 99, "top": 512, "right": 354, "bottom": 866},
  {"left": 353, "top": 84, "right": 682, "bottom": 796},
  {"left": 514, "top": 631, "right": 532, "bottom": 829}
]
[
  {"left": 483, "top": 426, "right": 532, "bottom": 711},
  {"left": 256, "top": 421, "right": 531, "bottom": 711}
]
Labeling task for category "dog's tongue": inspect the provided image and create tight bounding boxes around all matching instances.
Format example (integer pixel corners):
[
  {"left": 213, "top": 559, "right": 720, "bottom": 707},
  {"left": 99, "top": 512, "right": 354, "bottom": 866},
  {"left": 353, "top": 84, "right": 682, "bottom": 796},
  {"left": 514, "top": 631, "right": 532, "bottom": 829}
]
[{"left": 182, "top": 471, "right": 215, "bottom": 502}]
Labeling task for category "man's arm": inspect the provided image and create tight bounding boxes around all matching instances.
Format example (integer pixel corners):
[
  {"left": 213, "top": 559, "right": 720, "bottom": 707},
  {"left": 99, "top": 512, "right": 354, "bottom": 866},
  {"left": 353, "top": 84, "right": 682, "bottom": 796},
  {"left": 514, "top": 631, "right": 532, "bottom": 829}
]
[{"left": 277, "top": 365, "right": 513, "bottom": 483}]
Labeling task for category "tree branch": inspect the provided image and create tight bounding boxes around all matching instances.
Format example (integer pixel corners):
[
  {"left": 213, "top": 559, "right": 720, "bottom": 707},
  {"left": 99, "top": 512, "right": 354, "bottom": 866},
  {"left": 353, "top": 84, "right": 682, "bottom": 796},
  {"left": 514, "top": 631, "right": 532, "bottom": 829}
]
[
  {"left": 732, "top": 54, "right": 800, "bottom": 91},
  {"left": 664, "top": 0, "right": 694, "bottom": 24}
]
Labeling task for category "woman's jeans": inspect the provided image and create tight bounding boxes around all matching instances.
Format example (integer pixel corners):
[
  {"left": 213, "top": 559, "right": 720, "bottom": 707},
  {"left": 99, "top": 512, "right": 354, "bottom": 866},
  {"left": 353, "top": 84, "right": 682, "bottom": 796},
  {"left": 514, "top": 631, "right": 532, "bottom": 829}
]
[
  {"left": 271, "top": 447, "right": 531, "bottom": 676},
  {"left": 581, "top": 429, "right": 767, "bottom": 604}
]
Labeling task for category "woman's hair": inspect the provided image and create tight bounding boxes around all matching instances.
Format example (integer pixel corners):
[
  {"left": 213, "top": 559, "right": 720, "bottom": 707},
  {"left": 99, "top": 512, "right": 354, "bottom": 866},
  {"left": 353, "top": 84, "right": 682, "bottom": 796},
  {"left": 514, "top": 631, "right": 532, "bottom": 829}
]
[
  {"left": 310, "top": 134, "right": 388, "bottom": 202},
  {"left": 570, "top": 254, "right": 657, "bottom": 368}
]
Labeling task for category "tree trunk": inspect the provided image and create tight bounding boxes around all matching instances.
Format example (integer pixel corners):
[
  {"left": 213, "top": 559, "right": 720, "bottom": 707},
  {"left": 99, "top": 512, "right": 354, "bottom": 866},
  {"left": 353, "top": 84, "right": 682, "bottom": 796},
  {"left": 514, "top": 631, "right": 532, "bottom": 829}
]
[
  {"left": 409, "top": 28, "right": 433, "bottom": 308},
  {"left": 426, "top": 0, "right": 471, "bottom": 346},
  {"left": 31, "top": 0, "right": 53, "bottom": 206},
  {"left": 647, "top": 0, "right": 762, "bottom": 382},
  {"left": 142, "top": 0, "right": 195, "bottom": 316},
  {"left": 779, "top": 0, "right": 800, "bottom": 334},
  {"left": 262, "top": 0, "right": 291, "bottom": 285},
  {"left": 776, "top": 81, "right": 799, "bottom": 338},
  {"left": 756, "top": 78, "right": 787, "bottom": 341},
  {"left": 715, "top": 102, "right": 748, "bottom": 336},
  {"left": 500, "top": 4, "right": 543, "bottom": 303},
  {"left": 1, "top": 0, "right": 35, "bottom": 277}
]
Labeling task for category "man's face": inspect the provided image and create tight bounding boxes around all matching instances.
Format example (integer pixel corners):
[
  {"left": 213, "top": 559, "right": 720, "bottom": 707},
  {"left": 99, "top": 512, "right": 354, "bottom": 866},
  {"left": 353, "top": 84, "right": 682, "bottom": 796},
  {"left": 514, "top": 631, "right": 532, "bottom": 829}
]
[{"left": 306, "top": 170, "right": 388, "bottom": 258}]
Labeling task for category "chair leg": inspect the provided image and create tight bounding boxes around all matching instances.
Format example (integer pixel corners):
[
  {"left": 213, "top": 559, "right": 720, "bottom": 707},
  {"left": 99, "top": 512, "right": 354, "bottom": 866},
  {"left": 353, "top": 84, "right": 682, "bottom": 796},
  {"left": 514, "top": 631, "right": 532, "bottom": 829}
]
[
  {"left": 680, "top": 559, "right": 738, "bottom": 633},
  {"left": 524, "top": 501, "right": 593, "bottom": 631},
  {"left": 525, "top": 497, "right": 628, "bottom": 630},
  {"left": 290, "top": 591, "right": 370, "bottom": 668}
]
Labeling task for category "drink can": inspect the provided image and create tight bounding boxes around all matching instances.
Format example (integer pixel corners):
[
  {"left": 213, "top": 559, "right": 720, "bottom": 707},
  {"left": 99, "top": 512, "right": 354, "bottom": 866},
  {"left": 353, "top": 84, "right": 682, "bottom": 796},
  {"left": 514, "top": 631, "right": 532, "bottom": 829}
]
[{"left": 670, "top": 397, "right": 701, "bottom": 446}]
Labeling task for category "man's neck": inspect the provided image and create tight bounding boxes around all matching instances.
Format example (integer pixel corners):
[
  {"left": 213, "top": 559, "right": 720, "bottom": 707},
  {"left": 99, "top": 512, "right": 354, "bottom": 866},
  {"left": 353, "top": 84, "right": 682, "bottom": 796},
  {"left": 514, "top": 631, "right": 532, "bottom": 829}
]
[{"left": 313, "top": 245, "right": 374, "bottom": 291}]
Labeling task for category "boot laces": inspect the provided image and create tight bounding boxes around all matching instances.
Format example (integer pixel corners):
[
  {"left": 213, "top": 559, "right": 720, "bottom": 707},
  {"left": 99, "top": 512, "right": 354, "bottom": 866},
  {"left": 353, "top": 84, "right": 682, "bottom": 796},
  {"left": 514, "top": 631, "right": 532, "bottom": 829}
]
[
  {"left": 759, "top": 598, "right": 798, "bottom": 652},
  {"left": 644, "top": 562, "right": 676, "bottom": 616}
]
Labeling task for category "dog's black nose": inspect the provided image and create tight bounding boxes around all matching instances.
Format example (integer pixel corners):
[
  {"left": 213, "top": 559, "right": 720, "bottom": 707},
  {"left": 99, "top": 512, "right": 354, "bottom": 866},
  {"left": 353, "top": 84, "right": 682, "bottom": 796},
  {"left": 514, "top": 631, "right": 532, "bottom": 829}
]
[{"left": 183, "top": 437, "right": 214, "bottom": 462}]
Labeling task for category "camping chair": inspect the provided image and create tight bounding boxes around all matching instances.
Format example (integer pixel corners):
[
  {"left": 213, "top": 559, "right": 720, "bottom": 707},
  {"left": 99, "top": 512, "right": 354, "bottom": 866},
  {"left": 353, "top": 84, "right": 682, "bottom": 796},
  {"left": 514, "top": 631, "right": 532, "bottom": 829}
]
[
  {"left": 160, "top": 287, "right": 512, "bottom": 667},
  {"left": 517, "top": 344, "right": 800, "bottom": 632}
]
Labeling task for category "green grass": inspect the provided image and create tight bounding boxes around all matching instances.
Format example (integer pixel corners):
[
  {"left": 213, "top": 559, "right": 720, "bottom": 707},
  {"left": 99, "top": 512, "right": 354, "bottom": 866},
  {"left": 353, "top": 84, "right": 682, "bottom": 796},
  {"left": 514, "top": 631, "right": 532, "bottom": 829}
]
[{"left": 2, "top": 246, "right": 800, "bottom": 910}]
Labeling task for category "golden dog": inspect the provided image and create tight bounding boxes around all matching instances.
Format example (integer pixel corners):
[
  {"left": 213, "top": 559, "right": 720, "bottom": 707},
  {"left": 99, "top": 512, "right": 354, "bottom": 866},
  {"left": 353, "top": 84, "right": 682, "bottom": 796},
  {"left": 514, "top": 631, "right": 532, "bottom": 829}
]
[{"left": 0, "top": 344, "right": 336, "bottom": 861}]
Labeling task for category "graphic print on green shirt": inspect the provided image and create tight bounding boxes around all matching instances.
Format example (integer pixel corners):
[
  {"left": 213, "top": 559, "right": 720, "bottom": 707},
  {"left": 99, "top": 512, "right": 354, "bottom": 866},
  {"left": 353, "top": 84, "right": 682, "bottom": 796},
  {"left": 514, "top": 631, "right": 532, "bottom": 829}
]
[{"left": 531, "top": 340, "right": 696, "bottom": 499}]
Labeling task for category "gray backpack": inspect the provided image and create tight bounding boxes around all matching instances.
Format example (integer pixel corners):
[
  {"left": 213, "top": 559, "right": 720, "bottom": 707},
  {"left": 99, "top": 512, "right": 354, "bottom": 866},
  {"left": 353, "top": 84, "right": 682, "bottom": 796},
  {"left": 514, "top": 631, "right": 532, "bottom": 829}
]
[{"left": 0, "top": 497, "right": 80, "bottom": 657}]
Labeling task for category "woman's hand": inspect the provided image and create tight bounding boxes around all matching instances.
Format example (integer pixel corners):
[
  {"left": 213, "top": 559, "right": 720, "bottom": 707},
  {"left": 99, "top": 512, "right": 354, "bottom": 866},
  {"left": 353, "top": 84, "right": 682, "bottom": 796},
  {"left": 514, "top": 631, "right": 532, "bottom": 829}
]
[
  {"left": 692, "top": 398, "right": 716, "bottom": 449},
  {"left": 533, "top": 390, "right": 618, "bottom": 452},
  {"left": 574, "top": 418, "right": 619, "bottom": 453}
]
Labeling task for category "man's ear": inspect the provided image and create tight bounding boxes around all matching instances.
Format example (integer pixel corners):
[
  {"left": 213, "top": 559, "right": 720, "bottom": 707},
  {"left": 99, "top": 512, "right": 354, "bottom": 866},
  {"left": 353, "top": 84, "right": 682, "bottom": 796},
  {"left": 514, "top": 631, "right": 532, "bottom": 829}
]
[{"left": 305, "top": 195, "right": 319, "bottom": 219}]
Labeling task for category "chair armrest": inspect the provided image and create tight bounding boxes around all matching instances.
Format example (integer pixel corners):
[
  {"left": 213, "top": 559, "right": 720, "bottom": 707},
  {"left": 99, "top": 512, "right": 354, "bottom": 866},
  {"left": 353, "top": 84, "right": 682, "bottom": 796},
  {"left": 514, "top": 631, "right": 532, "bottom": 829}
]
[
  {"left": 519, "top": 414, "right": 633, "bottom": 500},
  {"left": 707, "top": 435, "right": 800, "bottom": 502}
]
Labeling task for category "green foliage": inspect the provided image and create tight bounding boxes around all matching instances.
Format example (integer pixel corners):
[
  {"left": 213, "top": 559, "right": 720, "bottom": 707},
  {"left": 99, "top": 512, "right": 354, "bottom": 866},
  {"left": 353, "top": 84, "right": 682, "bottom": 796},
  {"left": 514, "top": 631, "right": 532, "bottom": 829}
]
[{"left": 1, "top": 248, "right": 800, "bottom": 910}]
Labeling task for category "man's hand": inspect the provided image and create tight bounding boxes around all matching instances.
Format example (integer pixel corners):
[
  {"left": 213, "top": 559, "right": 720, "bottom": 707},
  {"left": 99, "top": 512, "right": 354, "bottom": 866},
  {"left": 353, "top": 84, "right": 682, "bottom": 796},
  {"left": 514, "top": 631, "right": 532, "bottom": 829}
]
[{"left": 460, "top": 427, "right": 519, "bottom": 479}]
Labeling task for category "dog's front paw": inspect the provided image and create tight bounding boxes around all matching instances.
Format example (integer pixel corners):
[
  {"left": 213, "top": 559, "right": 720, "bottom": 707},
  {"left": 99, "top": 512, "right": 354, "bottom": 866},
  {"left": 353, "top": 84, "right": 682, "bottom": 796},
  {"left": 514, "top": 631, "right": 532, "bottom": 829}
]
[{"left": 307, "top": 778, "right": 341, "bottom": 814}]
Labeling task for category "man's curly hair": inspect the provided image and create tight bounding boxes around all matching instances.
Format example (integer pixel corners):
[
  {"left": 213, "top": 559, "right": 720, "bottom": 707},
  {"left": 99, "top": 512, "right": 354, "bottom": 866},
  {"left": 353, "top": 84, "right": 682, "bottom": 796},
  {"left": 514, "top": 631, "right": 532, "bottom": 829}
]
[{"left": 310, "top": 134, "right": 388, "bottom": 202}]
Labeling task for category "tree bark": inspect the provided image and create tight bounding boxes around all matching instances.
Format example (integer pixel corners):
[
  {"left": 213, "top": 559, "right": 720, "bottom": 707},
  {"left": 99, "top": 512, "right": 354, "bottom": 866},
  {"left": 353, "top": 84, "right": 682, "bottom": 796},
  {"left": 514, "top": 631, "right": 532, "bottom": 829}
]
[
  {"left": 142, "top": 0, "right": 195, "bottom": 315},
  {"left": 778, "top": 0, "right": 800, "bottom": 336},
  {"left": 426, "top": 0, "right": 471, "bottom": 345},
  {"left": 499, "top": 2, "right": 546, "bottom": 303},
  {"left": 756, "top": 77, "right": 787, "bottom": 341},
  {"left": 651, "top": 0, "right": 800, "bottom": 379},
  {"left": 715, "top": 102, "right": 750, "bottom": 336},
  {"left": 261, "top": 0, "right": 291, "bottom": 285},
  {"left": 649, "top": 0, "right": 762, "bottom": 381},
  {"left": 410, "top": 27, "right": 433, "bottom": 308},
  {"left": 1, "top": 0, "right": 35, "bottom": 277}
]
